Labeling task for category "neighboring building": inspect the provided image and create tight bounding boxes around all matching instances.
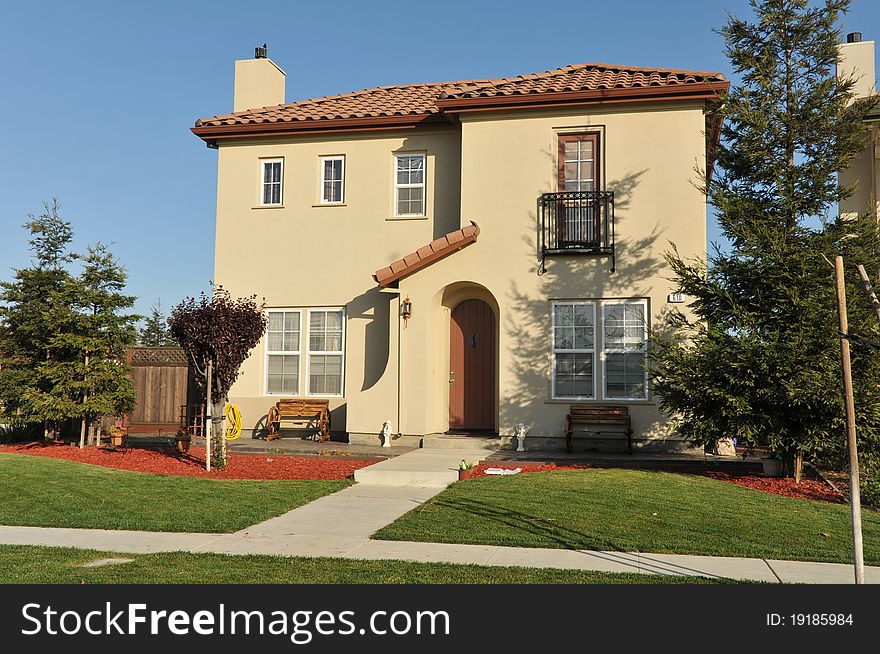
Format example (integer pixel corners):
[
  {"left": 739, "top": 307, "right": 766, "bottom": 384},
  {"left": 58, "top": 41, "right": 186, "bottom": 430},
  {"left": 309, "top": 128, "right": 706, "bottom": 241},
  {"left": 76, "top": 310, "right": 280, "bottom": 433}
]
[
  {"left": 838, "top": 32, "right": 879, "bottom": 220},
  {"left": 192, "top": 48, "right": 728, "bottom": 451}
]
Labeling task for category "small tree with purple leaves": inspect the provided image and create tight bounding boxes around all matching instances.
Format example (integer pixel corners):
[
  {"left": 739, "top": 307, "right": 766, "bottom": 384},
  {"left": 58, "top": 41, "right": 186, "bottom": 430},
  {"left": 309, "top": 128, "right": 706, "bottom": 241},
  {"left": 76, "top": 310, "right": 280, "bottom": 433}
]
[{"left": 169, "top": 286, "right": 266, "bottom": 468}]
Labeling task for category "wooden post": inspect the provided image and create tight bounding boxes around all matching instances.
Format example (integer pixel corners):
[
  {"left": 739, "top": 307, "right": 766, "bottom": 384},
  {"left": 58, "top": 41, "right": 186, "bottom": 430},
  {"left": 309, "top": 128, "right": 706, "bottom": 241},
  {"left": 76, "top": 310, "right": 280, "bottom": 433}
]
[
  {"left": 834, "top": 255, "right": 865, "bottom": 584},
  {"left": 205, "top": 359, "right": 212, "bottom": 473},
  {"left": 79, "top": 354, "right": 90, "bottom": 449}
]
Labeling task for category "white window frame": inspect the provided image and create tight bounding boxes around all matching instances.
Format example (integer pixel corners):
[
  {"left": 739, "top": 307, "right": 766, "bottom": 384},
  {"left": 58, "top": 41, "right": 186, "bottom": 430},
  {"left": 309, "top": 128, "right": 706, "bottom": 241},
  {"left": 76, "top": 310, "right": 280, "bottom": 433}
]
[
  {"left": 551, "top": 301, "right": 596, "bottom": 400},
  {"left": 393, "top": 152, "right": 426, "bottom": 217},
  {"left": 600, "top": 300, "right": 649, "bottom": 400},
  {"left": 305, "top": 308, "right": 346, "bottom": 397},
  {"left": 319, "top": 155, "right": 345, "bottom": 204},
  {"left": 264, "top": 309, "right": 301, "bottom": 396},
  {"left": 260, "top": 158, "right": 284, "bottom": 206}
]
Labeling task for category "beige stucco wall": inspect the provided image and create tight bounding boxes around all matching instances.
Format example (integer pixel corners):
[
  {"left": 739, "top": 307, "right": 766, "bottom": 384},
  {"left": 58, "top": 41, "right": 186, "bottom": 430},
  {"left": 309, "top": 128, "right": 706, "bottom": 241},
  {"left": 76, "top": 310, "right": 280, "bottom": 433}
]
[
  {"left": 394, "top": 102, "right": 707, "bottom": 446},
  {"left": 212, "top": 127, "right": 461, "bottom": 437},
  {"left": 839, "top": 127, "right": 878, "bottom": 219},
  {"left": 233, "top": 58, "right": 286, "bottom": 113},
  {"left": 211, "top": 101, "right": 707, "bottom": 447}
]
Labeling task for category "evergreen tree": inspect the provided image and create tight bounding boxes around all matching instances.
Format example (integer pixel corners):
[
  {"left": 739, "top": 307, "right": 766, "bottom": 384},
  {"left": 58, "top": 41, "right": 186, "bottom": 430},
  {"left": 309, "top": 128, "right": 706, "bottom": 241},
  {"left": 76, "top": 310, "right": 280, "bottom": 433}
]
[
  {"left": 139, "top": 300, "right": 173, "bottom": 346},
  {"left": 649, "top": 0, "right": 880, "bottom": 479},
  {"left": 0, "top": 202, "right": 140, "bottom": 443},
  {"left": 0, "top": 199, "right": 79, "bottom": 437}
]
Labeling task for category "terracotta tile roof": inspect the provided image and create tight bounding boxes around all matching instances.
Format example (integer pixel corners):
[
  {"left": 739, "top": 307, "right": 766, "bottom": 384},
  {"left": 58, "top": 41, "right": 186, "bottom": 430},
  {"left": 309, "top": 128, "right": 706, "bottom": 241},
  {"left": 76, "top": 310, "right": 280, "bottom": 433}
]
[
  {"left": 437, "top": 62, "right": 725, "bottom": 101},
  {"left": 195, "top": 81, "right": 476, "bottom": 128},
  {"left": 373, "top": 222, "right": 480, "bottom": 287},
  {"left": 194, "top": 62, "right": 725, "bottom": 130}
]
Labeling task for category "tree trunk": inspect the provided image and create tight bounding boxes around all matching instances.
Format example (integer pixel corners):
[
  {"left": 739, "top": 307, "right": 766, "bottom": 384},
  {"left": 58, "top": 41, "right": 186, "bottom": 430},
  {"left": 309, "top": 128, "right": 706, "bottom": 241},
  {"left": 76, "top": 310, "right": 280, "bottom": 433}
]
[
  {"left": 212, "top": 399, "right": 226, "bottom": 465},
  {"left": 781, "top": 449, "right": 804, "bottom": 482}
]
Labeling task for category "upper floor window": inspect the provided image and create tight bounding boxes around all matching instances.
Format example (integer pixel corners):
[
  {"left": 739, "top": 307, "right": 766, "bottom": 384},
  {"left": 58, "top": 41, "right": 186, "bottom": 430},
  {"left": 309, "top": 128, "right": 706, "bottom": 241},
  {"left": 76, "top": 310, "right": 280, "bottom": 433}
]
[
  {"left": 558, "top": 134, "right": 598, "bottom": 192},
  {"left": 394, "top": 153, "right": 425, "bottom": 216},
  {"left": 320, "top": 156, "right": 345, "bottom": 204},
  {"left": 261, "top": 159, "right": 283, "bottom": 205}
]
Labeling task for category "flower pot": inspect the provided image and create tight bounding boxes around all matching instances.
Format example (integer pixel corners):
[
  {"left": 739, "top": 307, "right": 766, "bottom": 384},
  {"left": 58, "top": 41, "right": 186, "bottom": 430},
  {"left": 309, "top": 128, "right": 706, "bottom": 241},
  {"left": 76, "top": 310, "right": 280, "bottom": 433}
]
[
  {"left": 110, "top": 433, "right": 124, "bottom": 447},
  {"left": 458, "top": 468, "right": 479, "bottom": 481},
  {"left": 175, "top": 437, "right": 192, "bottom": 454}
]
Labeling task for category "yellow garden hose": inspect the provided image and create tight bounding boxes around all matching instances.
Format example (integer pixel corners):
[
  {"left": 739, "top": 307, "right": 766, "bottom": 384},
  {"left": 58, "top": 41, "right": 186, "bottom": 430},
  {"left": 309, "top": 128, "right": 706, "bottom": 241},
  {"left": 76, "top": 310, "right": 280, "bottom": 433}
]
[{"left": 224, "top": 404, "right": 242, "bottom": 440}]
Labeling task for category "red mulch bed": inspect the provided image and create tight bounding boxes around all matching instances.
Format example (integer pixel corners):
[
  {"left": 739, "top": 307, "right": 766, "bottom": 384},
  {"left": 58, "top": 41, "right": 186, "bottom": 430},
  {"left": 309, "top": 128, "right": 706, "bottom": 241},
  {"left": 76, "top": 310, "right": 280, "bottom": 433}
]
[
  {"left": 461, "top": 463, "right": 844, "bottom": 504},
  {"left": 0, "top": 441, "right": 376, "bottom": 480},
  {"left": 698, "top": 471, "right": 844, "bottom": 504}
]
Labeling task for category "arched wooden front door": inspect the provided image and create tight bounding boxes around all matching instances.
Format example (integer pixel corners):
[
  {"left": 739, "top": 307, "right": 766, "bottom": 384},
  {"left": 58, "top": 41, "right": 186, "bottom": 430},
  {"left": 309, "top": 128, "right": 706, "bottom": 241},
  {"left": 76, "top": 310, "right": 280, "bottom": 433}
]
[{"left": 449, "top": 299, "right": 496, "bottom": 431}]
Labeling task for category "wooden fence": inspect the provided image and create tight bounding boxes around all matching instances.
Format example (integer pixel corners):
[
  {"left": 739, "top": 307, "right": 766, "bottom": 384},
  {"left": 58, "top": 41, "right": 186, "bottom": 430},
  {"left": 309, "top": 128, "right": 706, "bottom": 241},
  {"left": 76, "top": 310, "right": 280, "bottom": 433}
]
[{"left": 126, "top": 347, "right": 201, "bottom": 435}]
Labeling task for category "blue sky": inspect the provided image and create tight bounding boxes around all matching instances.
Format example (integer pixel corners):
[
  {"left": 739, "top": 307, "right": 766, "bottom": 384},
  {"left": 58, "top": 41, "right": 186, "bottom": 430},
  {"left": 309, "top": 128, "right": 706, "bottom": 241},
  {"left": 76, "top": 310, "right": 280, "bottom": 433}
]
[{"left": 1, "top": 0, "right": 878, "bottom": 323}]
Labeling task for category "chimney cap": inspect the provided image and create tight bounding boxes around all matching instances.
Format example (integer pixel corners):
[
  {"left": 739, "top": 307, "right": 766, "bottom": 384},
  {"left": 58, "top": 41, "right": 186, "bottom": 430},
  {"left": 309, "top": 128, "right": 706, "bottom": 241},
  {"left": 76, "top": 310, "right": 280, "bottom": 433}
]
[
  {"left": 846, "top": 32, "right": 862, "bottom": 43},
  {"left": 255, "top": 43, "right": 268, "bottom": 59}
]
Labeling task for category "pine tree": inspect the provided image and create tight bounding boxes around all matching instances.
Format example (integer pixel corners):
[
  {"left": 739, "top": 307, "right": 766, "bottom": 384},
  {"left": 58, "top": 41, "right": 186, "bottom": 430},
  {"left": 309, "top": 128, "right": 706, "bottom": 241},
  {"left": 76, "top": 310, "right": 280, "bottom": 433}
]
[
  {"left": 0, "top": 199, "right": 79, "bottom": 438},
  {"left": 140, "top": 300, "right": 173, "bottom": 346},
  {"left": 649, "top": 0, "right": 880, "bottom": 479},
  {"left": 75, "top": 244, "right": 140, "bottom": 444}
]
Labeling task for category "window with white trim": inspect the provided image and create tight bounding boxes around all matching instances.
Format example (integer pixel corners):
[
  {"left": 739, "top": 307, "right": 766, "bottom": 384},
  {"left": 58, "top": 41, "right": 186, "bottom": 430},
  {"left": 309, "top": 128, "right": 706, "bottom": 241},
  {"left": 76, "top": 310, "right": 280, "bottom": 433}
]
[
  {"left": 308, "top": 309, "right": 344, "bottom": 395},
  {"left": 602, "top": 301, "right": 648, "bottom": 399},
  {"left": 394, "top": 153, "right": 425, "bottom": 216},
  {"left": 551, "top": 301, "right": 595, "bottom": 399},
  {"left": 264, "top": 308, "right": 346, "bottom": 397},
  {"left": 261, "top": 159, "right": 283, "bottom": 205},
  {"left": 265, "top": 310, "right": 300, "bottom": 394},
  {"left": 320, "top": 156, "right": 345, "bottom": 204}
]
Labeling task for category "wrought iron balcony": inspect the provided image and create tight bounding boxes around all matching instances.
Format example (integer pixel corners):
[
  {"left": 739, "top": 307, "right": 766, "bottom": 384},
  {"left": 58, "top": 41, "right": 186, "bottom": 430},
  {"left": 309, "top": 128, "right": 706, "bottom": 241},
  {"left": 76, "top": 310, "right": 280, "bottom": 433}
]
[{"left": 538, "top": 190, "right": 615, "bottom": 272}]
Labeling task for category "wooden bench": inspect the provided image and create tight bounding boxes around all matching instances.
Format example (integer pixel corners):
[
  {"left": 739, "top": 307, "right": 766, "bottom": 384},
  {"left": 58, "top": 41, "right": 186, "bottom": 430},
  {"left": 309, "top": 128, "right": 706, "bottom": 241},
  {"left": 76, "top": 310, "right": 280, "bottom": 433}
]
[
  {"left": 564, "top": 404, "right": 633, "bottom": 454},
  {"left": 267, "top": 399, "right": 331, "bottom": 442}
]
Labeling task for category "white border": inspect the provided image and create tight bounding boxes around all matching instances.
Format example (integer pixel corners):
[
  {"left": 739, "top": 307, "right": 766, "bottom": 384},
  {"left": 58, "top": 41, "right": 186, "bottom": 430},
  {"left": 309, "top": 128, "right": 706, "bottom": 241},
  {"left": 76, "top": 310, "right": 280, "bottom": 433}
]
[
  {"left": 550, "top": 300, "right": 596, "bottom": 400},
  {"left": 263, "top": 309, "right": 301, "bottom": 396},
  {"left": 600, "top": 299, "right": 649, "bottom": 400},
  {"left": 259, "top": 158, "right": 284, "bottom": 206},
  {"left": 393, "top": 152, "right": 426, "bottom": 217},
  {"left": 305, "top": 308, "right": 346, "bottom": 397},
  {"left": 319, "top": 155, "right": 345, "bottom": 204}
]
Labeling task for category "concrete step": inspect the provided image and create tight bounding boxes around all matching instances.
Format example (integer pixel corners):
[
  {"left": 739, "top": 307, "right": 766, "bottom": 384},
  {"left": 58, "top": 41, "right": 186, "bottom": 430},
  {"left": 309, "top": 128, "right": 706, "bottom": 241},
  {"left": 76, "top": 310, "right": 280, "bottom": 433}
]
[
  {"left": 354, "top": 448, "right": 491, "bottom": 487},
  {"left": 421, "top": 434, "right": 509, "bottom": 450}
]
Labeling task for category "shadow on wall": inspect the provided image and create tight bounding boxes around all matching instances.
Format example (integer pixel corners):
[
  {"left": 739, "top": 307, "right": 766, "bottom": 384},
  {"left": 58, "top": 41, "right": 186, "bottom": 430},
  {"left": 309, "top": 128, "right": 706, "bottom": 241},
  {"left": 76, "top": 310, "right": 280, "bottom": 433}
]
[
  {"left": 349, "top": 287, "right": 394, "bottom": 391},
  {"left": 500, "top": 168, "right": 669, "bottom": 436}
]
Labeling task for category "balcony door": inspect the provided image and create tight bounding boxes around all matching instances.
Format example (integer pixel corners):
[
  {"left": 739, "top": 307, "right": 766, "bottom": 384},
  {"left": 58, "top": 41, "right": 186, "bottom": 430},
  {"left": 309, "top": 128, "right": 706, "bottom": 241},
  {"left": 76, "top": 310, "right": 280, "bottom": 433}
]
[{"left": 557, "top": 133, "right": 599, "bottom": 247}]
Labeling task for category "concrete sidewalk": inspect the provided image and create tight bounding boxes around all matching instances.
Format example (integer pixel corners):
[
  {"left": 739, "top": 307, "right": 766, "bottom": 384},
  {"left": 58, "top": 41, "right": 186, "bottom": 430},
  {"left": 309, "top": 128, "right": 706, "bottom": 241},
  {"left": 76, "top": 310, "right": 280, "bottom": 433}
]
[{"left": 1, "top": 523, "right": 877, "bottom": 583}]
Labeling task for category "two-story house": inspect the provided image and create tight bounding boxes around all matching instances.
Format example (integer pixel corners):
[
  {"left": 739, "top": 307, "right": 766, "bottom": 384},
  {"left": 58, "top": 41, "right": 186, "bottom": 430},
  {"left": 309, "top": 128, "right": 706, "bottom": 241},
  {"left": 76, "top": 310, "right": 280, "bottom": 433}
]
[{"left": 192, "top": 47, "right": 728, "bottom": 451}]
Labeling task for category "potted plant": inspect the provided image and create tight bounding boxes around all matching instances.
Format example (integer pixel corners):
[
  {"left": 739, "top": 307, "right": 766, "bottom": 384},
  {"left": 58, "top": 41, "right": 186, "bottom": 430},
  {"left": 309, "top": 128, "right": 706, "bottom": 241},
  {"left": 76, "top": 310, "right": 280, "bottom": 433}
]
[
  {"left": 458, "top": 459, "right": 478, "bottom": 481},
  {"left": 108, "top": 423, "right": 126, "bottom": 447},
  {"left": 174, "top": 429, "right": 192, "bottom": 454}
]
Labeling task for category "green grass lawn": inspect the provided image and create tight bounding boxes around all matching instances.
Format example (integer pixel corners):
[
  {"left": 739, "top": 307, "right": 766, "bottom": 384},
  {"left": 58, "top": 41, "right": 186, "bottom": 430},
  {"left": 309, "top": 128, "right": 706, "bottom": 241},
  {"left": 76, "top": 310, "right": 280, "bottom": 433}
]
[
  {"left": 0, "top": 545, "right": 730, "bottom": 584},
  {"left": 0, "top": 452, "right": 350, "bottom": 533},
  {"left": 373, "top": 469, "right": 880, "bottom": 564}
]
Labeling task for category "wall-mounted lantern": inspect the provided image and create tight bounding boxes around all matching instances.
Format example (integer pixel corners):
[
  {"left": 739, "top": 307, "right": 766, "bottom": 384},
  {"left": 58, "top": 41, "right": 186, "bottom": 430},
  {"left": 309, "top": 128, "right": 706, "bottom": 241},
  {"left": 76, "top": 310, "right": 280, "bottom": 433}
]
[{"left": 401, "top": 296, "right": 413, "bottom": 323}]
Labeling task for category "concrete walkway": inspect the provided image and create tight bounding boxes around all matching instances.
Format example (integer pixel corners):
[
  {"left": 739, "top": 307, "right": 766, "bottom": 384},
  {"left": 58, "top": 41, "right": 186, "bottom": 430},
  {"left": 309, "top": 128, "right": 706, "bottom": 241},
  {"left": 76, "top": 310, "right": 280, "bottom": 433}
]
[
  {"left": 1, "top": 523, "right": 877, "bottom": 583},
  {"left": 353, "top": 448, "right": 489, "bottom": 486}
]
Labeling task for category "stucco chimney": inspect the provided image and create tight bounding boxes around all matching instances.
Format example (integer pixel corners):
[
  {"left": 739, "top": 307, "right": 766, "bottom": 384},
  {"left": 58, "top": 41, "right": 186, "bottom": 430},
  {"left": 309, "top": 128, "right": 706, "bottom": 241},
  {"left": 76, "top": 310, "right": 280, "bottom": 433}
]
[
  {"left": 837, "top": 33, "right": 876, "bottom": 99},
  {"left": 233, "top": 45, "right": 286, "bottom": 112}
]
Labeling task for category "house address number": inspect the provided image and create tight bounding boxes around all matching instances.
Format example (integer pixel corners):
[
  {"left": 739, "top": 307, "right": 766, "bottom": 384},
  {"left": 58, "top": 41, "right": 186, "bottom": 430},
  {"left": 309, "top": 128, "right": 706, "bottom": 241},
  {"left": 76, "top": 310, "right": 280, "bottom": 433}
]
[{"left": 667, "top": 293, "right": 687, "bottom": 303}]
